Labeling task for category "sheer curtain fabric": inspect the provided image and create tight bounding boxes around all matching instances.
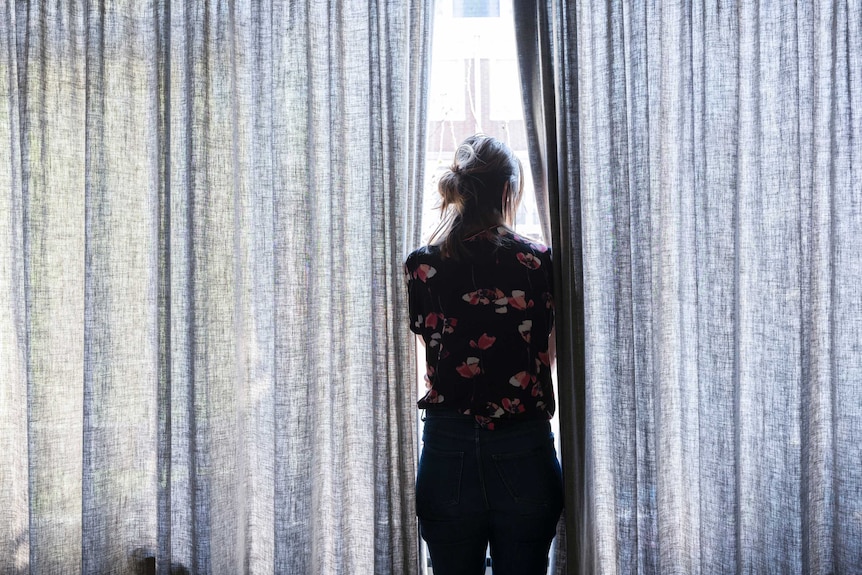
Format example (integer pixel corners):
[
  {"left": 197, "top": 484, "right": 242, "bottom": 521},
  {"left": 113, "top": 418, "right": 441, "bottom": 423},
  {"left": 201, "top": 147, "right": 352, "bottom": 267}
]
[
  {"left": 0, "top": 1, "right": 430, "bottom": 573},
  {"left": 519, "top": 1, "right": 862, "bottom": 573}
]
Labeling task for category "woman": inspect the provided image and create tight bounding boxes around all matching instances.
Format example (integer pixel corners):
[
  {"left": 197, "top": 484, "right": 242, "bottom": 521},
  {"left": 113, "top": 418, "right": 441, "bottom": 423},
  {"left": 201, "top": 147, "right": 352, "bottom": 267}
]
[{"left": 405, "top": 135, "right": 563, "bottom": 575}]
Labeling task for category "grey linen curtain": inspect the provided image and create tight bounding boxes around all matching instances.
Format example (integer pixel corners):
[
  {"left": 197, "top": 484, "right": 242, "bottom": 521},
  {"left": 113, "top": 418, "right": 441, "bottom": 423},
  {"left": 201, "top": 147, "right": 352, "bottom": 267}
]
[
  {"left": 0, "top": 1, "right": 430, "bottom": 573},
  {"left": 514, "top": 0, "right": 586, "bottom": 572},
  {"left": 517, "top": 1, "right": 862, "bottom": 574}
]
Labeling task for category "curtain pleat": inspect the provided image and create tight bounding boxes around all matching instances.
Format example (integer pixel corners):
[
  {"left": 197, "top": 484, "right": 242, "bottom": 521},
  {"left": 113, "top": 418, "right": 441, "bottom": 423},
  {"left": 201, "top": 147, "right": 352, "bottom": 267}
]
[
  {"left": 1, "top": 0, "right": 30, "bottom": 571},
  {"left": 514, "top": 1, "right": 587, "bottom": 573},
  {"left": 82, "top": 1, "right": 162, "bottom": 572},
  {"left": 0, "top": 1, "right": 430, "bottom": 573},
  {"left": 6, "top": 2, "right": 90, "bottom": 572}
]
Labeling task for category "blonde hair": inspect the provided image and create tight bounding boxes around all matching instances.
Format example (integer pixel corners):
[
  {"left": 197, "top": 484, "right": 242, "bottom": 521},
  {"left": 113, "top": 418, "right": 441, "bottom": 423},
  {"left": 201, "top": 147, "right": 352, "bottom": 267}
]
[{"left": 429, "top": 134, "right": 523, "bottom": 259}]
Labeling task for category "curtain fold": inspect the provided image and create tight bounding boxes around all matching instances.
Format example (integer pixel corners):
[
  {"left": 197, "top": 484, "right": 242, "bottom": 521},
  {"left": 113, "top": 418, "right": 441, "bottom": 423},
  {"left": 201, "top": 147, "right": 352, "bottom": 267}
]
[
  {"left": 521, "top": 0, "right": 862, "bottom": 573},
  {"left": 514, "top": 1, "right": 587, "bottom": 573},
  {"left": 0, "top": 1, "right": 430, "bottom": 573}
]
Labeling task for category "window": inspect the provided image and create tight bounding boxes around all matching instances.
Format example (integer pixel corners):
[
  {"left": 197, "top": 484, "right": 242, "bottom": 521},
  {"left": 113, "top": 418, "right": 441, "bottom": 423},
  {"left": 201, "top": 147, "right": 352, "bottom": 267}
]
[
  {"left": 422, "top": 0, "right": 541, "bottom": 243},
  {"left": 453, "top": 0, "right": 500, "bottom": 19}
]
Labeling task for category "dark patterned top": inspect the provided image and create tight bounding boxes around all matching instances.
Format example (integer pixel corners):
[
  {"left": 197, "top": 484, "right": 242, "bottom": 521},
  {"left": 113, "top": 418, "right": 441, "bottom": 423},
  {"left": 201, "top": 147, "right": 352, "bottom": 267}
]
[{"left": 405, "top": 227, "right": 555, "bottom": 429}]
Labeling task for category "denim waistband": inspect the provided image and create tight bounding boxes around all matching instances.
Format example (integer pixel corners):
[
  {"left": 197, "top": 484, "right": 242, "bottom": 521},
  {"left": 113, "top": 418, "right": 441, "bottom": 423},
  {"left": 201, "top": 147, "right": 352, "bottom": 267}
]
[{"left": 421, "top": 409, "right": 552, "bottom": 441}]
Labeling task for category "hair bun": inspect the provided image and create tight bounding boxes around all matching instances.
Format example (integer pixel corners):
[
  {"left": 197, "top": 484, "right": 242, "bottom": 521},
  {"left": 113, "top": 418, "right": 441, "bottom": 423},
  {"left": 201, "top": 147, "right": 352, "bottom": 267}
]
[
  {"left": 437, "top": 169, "right": 461, "bottom": 206},
  {"left": 430, "top": 134, "right": 522, "bottom": 259}
]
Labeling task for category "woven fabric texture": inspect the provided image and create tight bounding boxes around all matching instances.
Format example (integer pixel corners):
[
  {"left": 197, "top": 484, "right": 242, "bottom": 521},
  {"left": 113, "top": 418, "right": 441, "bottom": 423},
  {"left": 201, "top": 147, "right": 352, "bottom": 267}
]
[
  {"left": 539, "top": 1, "right": 862, "bottom": 573},
  {"left": 0, "top": 1, "right": 430, "bottom": 573}
]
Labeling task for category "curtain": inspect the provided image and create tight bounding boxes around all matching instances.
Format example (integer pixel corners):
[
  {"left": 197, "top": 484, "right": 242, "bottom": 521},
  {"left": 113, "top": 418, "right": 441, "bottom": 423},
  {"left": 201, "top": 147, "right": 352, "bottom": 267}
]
[
  {"left": 518, "top": 1, "right": 862, "bottom": 574},
  {"left": 514, "top": 0, "right": 586, "bottom": 572},
  {"left": 0, "top": 1, "right": 431, "bottom": 573}
]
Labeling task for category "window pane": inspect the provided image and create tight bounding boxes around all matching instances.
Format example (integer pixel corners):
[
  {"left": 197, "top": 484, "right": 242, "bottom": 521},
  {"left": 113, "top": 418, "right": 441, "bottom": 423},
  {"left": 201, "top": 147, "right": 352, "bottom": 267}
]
[{"left": 452, "top": 0, "right": 500, "bottom": 19}]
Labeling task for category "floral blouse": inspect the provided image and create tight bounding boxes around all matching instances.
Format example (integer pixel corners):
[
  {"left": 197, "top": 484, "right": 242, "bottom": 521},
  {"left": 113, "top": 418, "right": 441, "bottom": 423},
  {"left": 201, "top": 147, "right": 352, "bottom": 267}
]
[{"left": 405, "top": 227, "right": 555, "bottom": 429}]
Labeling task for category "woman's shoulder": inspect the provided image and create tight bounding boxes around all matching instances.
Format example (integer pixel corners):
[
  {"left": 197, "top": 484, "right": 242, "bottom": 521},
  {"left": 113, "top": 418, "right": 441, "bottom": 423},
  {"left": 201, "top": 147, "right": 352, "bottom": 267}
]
[
  {"left": 498, "top": 229, "right": 551, "bottom": 258},
  {"left": 406, "top": 244, "right": 441, "bottom": 262},
  {"left": 404, "top": 245, "right": 444, "bottom": 273},
  {"left": 405, "top": 245, "right": 446, "bottom": 286}
]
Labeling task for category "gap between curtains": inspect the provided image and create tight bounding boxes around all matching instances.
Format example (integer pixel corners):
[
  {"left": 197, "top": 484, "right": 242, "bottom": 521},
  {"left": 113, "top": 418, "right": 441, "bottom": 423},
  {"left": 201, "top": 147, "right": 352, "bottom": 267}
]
[{"left": 0, "top": 1, "right": 431, "bottom": 573}]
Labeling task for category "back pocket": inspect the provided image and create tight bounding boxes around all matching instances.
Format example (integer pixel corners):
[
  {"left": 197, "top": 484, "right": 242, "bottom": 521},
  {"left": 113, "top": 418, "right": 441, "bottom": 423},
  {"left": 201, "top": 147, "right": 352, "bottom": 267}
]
[
  {"left": 415, "top": 445, "right": 464, "bottom": 514},
  {"left": 492, "top": 444, "right": 561, "bottom": 506}
]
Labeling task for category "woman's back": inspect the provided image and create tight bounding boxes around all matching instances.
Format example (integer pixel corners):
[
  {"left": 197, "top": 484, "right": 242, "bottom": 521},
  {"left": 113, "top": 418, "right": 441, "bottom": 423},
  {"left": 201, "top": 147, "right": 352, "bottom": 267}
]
[
  {"left": 408, "top": 135, "right": 562, "bottom": 575},
  {"left": 406, "top": 226, "right": 555, "bottom": 429}
]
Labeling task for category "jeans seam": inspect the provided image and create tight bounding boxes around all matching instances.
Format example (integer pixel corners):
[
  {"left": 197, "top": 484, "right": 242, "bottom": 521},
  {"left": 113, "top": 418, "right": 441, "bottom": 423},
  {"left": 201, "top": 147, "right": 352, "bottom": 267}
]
[{"left": 475, "top": 427, "right": 490, "bottom": 510}]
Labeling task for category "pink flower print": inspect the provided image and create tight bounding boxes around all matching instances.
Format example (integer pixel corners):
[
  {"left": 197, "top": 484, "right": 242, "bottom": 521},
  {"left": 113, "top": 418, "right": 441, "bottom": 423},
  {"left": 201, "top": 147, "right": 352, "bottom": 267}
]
[
  {"left": 544, "top": 292, "right": 554, "bottom": 309},
  {"left": 463, "top": 291, "right": 481, "bottom": 305},
  {"left": 425, "top": 389, "right": 445, "bottom": 404},
  {"left": 517, "top": 252, "right": 541, "bottom": 269},
  {"left": 475, "top": 415, "right": 495, "bottom": 430},
  {"left": 456, "top": 357, "right": 481, "bottom": 378},
  {"left": 424, "top": 312, "right": 442, "bottom": 330},
  {"left": 428, "top": 332, "right": 442, "bottom": 347},
  {"left": 502, "top": 398, "right": 526, "bottom": 414},
  {"left": 518, "top": 320, "right": 532, "bottom": 342},
  {"left": 443, "top": 317, "right": 457, "bottom": 334},
  {"left": 462, "top": 288, "right": 503, "bottom": 305},
  {"left": 469, "top": 333, "right": 496, "bottom": 350},
  {"left": 508, "top": 290, "right": 532, "bottom": 310},
  {"left": 413, "top": 264, "right": 437, "bottom": 282},
  {"left": 531, "top": 242, "right": 548, "bottom": 253},
  {"left": 424, "top": 364, "right": 436, "bottom": 389},
  {"left": 530, "top": 382, "right": 544, "bottom": 397},
  {"left": 486, "top": 403, "right": 505, "bottom": 418},
  {"left": 509, "top": 370, "right": 535, "bottom": 389},
  {"left": 495, "top": 290, "right": 533, "bottom": 312},
  {"left": 538, "top": 351, "right": 551, "bottom": 366}
]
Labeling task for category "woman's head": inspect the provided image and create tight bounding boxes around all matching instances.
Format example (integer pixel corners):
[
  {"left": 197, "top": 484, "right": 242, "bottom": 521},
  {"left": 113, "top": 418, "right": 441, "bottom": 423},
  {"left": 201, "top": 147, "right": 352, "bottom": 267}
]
[{"left": 431, "top": 134, "right": 523, "bottom": 258}]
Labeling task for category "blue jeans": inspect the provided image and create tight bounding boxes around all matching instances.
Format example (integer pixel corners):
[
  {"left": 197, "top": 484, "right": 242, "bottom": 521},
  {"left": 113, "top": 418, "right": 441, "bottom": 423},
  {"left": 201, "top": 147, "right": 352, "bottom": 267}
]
[{"left": 416, "top": 411, "right": 564, "bottom": 575}]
